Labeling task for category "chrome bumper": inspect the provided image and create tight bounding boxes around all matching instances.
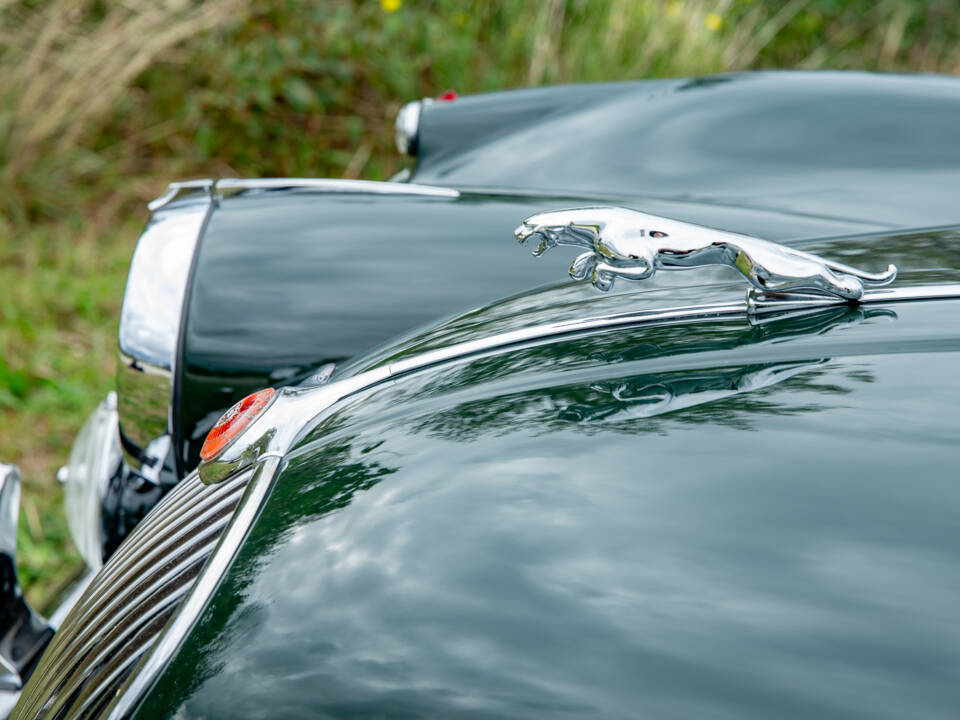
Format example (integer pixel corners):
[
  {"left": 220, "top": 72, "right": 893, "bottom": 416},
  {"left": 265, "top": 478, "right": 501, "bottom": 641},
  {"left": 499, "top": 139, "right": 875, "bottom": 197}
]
[
  {"left": 0, "top": 465, "right": 56, "bottom": 715},
  {"left": 0, "top": 465, "right": 96, "bottom": 718}
]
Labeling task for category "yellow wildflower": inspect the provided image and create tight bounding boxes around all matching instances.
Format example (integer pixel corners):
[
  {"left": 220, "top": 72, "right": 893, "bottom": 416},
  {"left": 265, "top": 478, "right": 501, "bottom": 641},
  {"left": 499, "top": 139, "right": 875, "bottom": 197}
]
[
  {"left": 705, "top": 12, "right": 723, "bottom": 31},
  {"left": 381, "top": 0, "right": 401, "bottom": 12}
]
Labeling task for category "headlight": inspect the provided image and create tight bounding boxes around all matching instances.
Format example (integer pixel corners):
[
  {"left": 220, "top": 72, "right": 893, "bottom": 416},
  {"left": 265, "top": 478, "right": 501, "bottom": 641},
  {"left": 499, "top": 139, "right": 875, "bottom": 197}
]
[{"left": 60, "top": 392, "right": 121, "bottom": 569}]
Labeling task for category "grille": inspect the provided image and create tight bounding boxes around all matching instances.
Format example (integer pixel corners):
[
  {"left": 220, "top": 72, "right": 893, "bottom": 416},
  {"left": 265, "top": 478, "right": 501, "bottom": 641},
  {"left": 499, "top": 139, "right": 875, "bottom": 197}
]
[{"left": 12, "top": 467, "right": 254, "bottom": 720}]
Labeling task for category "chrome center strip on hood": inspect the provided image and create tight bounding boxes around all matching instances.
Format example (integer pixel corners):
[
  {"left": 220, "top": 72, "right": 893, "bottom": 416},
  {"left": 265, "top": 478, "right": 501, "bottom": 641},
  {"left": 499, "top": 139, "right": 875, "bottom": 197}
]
[
  {"left": 196, "top": 281, "right": 960, "bottom": 485},
  {"left": 214, "top": 177, "right": 459, "bottom": 200}
]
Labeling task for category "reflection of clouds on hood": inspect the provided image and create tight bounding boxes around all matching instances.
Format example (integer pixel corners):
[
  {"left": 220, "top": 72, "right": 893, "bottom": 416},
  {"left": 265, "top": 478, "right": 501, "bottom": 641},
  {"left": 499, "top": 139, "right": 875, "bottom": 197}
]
[
  {"left": 119, "top": 207, "right": 204, "bottom": 368},
  {"left": 351, "top": 305, "right": 899, "bottom": 444},
  {"left": 178, "top": 347, "right": 960, "bottom": 719},
  {"left": 399, "top": 357, "right": 857, "bottom": 442}
]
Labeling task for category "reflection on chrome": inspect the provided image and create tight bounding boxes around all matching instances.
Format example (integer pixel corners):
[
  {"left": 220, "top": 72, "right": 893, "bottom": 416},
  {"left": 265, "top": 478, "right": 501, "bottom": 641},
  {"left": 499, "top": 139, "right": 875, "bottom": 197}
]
[
  {"left": 0, "top": 465, "right": 53, "bottom": 696},
  {"left": 215, "top": 177, "right": 458, "bottom": 199},
  {"left": 516, "top": 206, "right": 897, "bottom": 298},
  {"left": 127, "top": 176, "right": 459, "bottom": 465},
  {"left": 395, "top": 100, "right": 422, "bottom": 156},
  {"left": 118, "top": 187, "right": 210, "bottom": 455}
]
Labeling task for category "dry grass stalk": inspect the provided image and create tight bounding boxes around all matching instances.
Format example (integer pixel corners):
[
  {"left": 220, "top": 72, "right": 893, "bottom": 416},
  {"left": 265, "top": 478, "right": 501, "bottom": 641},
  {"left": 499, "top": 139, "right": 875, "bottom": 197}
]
[
  {"left": 0, "top": 0, "right": 248, "bottom": 217},
  {"left": 527, "top": 0, "right": 567, "bottom": 86}
]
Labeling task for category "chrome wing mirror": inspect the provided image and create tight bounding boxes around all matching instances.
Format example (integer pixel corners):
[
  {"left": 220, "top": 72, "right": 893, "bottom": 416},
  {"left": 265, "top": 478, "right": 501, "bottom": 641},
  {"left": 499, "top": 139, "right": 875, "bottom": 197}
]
[{"left": 516, "top": 206, "right": 896, "bottom": 300}]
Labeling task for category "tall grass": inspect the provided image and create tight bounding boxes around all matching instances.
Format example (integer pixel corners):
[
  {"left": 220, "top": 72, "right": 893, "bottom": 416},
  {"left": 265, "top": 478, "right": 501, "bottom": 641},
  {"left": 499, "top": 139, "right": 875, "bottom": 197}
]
[
  {"left": 1, "top": 0, "right": 960, "bottom": 604},
  {"left": 5, "top": 0, "right": 960, "bottom": 223},
  {"left": 0, "top": 0, "right": 248, "bottom": 225},
  {"left": 0, "top": 0, "right": 249, "bottom": 602}
]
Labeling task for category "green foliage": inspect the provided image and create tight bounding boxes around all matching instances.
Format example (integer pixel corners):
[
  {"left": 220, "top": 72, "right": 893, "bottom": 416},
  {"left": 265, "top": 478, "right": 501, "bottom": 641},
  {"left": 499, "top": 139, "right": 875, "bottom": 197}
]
[
  {"left": 0, "top": 219, "right": 135, "bottom": 603},
  {"left": 110, "top": 0, "right": 960, "bottom": 197},
  {"left": 7, "top": 0, "right": 960, "bottom": 222},
  {"left": 1, "top": 0, "right": 959, "bottom": 605}
]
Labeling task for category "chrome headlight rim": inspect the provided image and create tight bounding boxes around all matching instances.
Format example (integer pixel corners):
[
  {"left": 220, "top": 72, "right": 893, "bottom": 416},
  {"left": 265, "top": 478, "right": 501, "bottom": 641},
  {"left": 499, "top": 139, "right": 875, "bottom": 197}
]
[{"left": 62, "top": 392, "right": 121, "bottom": 570}]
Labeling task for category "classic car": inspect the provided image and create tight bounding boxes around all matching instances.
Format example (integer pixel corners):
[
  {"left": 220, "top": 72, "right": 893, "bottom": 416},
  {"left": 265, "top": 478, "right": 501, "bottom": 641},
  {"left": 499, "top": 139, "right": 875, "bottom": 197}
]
[{"left": 2, "top": 70, "right": 960, "bottom": 718}]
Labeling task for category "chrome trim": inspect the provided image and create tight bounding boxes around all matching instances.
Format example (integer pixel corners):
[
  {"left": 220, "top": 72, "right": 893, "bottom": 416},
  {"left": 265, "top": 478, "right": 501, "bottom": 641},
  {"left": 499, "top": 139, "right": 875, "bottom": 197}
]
[
  {"left": 749, "top": 282, "right": 960, "bottom": 314},
  {"left": 107, "top": 283, "right": 960, "bottom": 715},
  {"left": 517, "top": 206, "right": 897, "bottom": 298},
  {"left": 146, "top": 179, "right": 213, "bottom": 212},
  {"left": 198, "top": 282, "right": 960, "bottom": 485},
  {"left": 12, "top": 467, "right": 255, "bottom": 720},
  {"left": 62, "top": 392, "right": 121, "bottom": 570},
  {"left": 123, "top": 177, "right": 458, "bottom": 459},
  {"left": 0, "top": 466, "right": 18, "bottom": 562},
  {"left": 119, "top": 195, "right": 209, "bottom": 371},
  {"left": 384, "top": 303, "right": 746, "bottom": 375},
  {"left": 0, "top": 465, "right": 53, "bottom": 696},
  {"left": 214, "top": 177, "right": 458, "bottom": 199},
  {"left": 197, "top": 370, "right": 391, "bottom": 485},
  {"left": 46, "top": 571, "right": 96, "bottom": 631},
  {"left": 71, "top": 490, "right": 239, "bottom": 638},
  {"left": 118, "top": 187, "right": 211, "bottom": 452},
  {"left": 395, "top": 100, "right": 422, "bottom": 155},
  {"left": 105, "top": 458, "right": 281, "bottom": 720}
]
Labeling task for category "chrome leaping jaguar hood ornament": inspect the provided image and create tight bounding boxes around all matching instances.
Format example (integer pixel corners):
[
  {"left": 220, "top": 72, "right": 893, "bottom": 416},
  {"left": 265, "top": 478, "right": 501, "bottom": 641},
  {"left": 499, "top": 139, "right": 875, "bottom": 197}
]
[{"left": 515, "top": 207, "right": 896, "bottom": 300}]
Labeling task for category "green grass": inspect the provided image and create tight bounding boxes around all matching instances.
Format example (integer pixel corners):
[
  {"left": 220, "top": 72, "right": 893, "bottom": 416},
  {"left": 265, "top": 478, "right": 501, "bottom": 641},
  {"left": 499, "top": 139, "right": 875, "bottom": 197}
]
[
  {"left": 2, "top": 0, "right": 960, "bottom": 607},
  {"left": 0, "top": 219, "right": 137, "bottom": 604}
]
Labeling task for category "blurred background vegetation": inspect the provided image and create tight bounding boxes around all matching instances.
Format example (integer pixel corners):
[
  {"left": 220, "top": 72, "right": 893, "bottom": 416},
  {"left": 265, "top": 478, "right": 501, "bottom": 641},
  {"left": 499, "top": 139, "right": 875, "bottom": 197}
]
[{"left": 1, "top": 0, "right": 959, "bottom": 605}]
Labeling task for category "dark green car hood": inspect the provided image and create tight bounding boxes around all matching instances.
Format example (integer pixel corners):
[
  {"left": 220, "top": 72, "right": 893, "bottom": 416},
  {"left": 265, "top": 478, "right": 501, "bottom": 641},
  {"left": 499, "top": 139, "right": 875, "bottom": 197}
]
[
  {"left": 138, "top": 236, "right": 960, "bottom": 719},
  {"left": 142, "top": 72, "right": 960, "bottom": 717},
  {"left": 176, "top": 71, "right": 960, "bottom": 472}
]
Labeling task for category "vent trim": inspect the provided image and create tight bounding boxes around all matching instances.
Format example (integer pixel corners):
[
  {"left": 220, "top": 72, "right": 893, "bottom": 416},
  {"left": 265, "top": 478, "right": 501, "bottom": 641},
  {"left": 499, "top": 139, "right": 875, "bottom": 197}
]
[
  {"left": 104, "top": 457, "right": 280, "bottom": 720},
  {"left": 11, "top": 459, "right": 277, "bottom": 720}
]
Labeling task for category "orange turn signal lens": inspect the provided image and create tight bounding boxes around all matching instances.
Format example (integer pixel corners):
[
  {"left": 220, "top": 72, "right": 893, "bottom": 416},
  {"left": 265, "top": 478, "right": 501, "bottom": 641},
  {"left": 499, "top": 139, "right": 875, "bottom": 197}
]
[{"left": 200, "top": 387, "right": 276, "bottom": 462}]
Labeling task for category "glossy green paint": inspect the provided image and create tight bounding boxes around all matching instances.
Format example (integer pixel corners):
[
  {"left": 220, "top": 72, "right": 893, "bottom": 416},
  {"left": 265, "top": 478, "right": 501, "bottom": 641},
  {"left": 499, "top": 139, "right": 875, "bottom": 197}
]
[
  {"left": 178, "top": 185, "right": 884, "bottom": 472},
  {"left": 142, "top": 72, "right": 960, "bottom": 717},
  {"left": 339, "top": 224, "right": 960, "bottom": 378},
  {"left": 178, "top": 191, "right": 573, "bottom": 471},
  {"left": 414, "top": 72, "right": 960, "bottom": 228},
  {"left": 177, "top": 71, "right": 960, "bottom": 473},
  {"left": 140, "top": 295, "right": 960, "bottom": 719}
]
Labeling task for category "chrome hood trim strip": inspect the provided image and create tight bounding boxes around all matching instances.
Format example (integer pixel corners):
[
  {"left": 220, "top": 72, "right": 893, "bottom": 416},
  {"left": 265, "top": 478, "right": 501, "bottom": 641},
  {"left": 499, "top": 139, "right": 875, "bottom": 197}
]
[
  {"left": 214, "top": 177, "right": 459, "bottom": 199},
  {"left": 197, "top": 282, "right": 960, "bottom": 485},
  {"left": 147, "top": 177, "right": 457, "bottom": 213}
]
